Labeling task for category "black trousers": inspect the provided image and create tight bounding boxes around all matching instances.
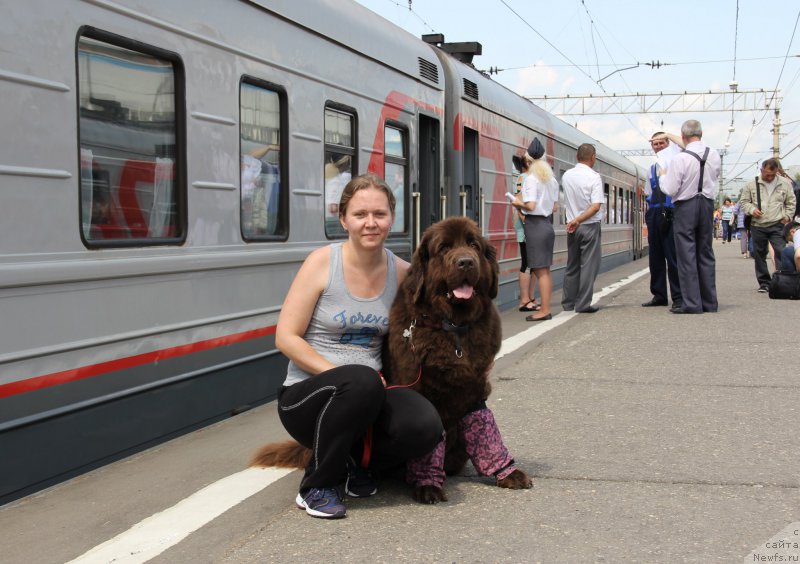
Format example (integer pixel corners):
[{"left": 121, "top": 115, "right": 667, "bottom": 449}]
[
  {"left": 645, "top": 207, "right": 681, "bottom": 305},
  {"left": 277, "top": 364, "right": 443, "bottom": 491},
  {"left": 672, "top": 196, "right": 717, "bottom": 313},
  {"left": 750, "top": 223, "right": 786, "bottom": 287}
]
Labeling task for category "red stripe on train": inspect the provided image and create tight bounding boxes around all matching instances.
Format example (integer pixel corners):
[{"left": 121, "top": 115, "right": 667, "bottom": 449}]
[{"left": 0, "top": 325, "right": 277, "bottom": 400}]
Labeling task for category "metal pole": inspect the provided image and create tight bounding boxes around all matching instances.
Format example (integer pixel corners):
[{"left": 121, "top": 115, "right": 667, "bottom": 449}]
[{"left": 773, "top": 108, "right": 781, "bottom": 159}]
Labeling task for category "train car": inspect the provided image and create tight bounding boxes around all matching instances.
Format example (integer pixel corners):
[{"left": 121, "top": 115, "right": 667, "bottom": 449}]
[
  {"left": 0, "top": 0, "right": 645, "bottom": 504},
  {"left": 426, "top": 36, "right": 645, "bottom": 304},
  {"left": 0, "top": 0, "right": 447, "bottom": 504}
]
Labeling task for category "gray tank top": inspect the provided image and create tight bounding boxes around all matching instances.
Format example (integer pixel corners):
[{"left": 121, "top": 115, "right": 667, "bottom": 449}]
[{"left": 283, "top": 243, "right": 398, "bottom": 386}]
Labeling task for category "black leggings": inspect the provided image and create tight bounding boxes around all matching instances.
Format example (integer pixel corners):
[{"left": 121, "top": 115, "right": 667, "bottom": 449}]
[{"left": 277, "top": 364, "right": 443, "bottom": 491}]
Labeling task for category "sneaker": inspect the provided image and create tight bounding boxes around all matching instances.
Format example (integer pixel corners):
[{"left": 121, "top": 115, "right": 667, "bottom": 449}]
[
  {"left": 295, "top": 488, "right": 347, "bottom": 519},
  {"left": 345, "top": 459, "right": 377, "bottom": 497},
  {"left": 758, "top": 285, "right": 769, "bottom": 293}
]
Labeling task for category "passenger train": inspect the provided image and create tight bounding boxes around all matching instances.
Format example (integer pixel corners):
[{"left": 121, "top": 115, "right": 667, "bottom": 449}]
[{"left": 0, "top": 0, "right": 646, "bottom": 503}]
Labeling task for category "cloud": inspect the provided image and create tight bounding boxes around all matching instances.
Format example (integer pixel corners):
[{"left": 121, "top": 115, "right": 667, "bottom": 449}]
[{"left": 508, "top": 62, "right": 563, "bottom": 95}]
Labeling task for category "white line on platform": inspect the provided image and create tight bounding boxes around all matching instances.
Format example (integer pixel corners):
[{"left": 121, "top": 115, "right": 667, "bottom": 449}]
[
  {"left": 67, "top": 467, "right": 292, "bottom": 564},
  {"left": 69, "top": 267, "right": 648, "bottom": 563},
  {"left": 496, "top": 267, "right": 648, "bottom": 360}
]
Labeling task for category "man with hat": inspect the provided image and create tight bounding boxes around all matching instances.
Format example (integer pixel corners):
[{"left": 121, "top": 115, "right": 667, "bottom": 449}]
[{"left": 642, "top": 131, "right": 684, "bottom": 309}]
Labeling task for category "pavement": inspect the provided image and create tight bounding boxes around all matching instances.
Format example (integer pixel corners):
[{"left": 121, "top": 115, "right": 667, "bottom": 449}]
[{"left": 1, "top": 237, "right": 798, "bottom": 563}]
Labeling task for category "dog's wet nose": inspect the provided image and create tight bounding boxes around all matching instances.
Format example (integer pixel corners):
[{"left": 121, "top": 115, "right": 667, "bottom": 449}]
[{"left": 457, "top": 256, "right": 475, "bottom": 270}]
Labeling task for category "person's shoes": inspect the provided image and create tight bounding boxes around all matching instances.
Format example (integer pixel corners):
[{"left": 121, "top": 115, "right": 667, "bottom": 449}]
[
  {"left": 296, "top": 488, "right": 347, "bottom": 519},
  {"left": 671, "top": 306, "right": 700, "bottom": 314},
  {"left": 641, "top": 298, "right": 668, "bottom": 307},
  {"left": 345, "top": 459, "right": 377, "bottom": 498},
  {"left": 518, "top": 300, "right": 541, "bottom": 312},
  {"left": 577, "top": 306, "right": 599, "bottom": 313},
  {"left": 758, "top": 285, "right": 769, "bottom": 293},
  {"left": 525, "top": 313, "right": 552, "bottom": 322}
]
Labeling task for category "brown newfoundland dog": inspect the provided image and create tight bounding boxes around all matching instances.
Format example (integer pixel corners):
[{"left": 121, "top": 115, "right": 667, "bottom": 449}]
[{"left": 385, "top": 216, "right": 532, "bottom": 503}]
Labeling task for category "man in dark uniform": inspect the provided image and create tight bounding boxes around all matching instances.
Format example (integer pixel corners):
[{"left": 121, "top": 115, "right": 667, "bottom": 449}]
[{"left": 642, "top": 132, "right": 683, "bottom": 309}]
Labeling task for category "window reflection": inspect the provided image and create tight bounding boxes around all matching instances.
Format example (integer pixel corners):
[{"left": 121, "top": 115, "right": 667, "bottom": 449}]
[
  {"left": 240, "top": 82, "right": 283, "bottom": 239},
  {"left": 324, "top": 107, "right": 355, "bottom": 237},
  {"left": 384, "top": 125, "right": 407, "bottom": 233},
  {"left": 78, "top": 35, "right": 181, "bottom": 243}
]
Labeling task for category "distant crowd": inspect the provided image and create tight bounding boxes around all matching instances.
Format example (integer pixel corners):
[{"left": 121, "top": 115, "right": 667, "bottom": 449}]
[{"left": 511, "top": 119, "right": 799, "bottom": 317}]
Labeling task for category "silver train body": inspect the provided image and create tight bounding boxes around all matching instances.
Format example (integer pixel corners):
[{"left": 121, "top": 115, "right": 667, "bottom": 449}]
[{"left": 0, "top": 0, "right": 646, "bottom": 503}]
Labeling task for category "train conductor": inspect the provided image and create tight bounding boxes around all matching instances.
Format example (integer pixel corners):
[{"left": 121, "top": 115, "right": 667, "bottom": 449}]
[{"left": 642, "top": 131, "right": 684, "bottom": 309}]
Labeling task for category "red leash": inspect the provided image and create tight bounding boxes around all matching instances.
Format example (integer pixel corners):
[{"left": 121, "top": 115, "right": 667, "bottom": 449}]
[{"left": 384, "top": 365, "right": 423, "bottom": 390}]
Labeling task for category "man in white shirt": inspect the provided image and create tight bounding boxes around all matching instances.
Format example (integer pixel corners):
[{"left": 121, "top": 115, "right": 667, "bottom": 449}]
[
  {"left": 561, "top": 143, "right": 604, "bottom": 313},
  {"left": 660, "top": 120, "right": 722, "bottom": 314}
]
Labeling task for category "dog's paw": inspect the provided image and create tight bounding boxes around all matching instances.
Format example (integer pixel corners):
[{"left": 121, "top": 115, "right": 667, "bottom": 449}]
[
  {"left": 497, "top": 469, "right": 533, "bottom": 489},
  {"left": 413, "top": 485, "right": 448, "bottom": 504}
]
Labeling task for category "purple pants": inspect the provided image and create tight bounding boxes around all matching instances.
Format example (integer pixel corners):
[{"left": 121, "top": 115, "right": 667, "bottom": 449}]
[{"left": 406, "top": 407, "right": 517, "bottom": 488}]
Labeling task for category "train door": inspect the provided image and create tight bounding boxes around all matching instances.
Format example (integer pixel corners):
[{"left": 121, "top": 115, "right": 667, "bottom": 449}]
[
  {"left": 462, "top": 127, "right": 479, "bottom": 223},
  {"left": 633, "top": 178, "right": 644, "bottom": 259},
  {"left": 415, "top": 114, "right": 440, "bottom": 248}
]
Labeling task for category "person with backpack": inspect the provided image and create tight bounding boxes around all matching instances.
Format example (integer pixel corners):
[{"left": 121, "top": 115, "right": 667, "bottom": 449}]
[{"left": 738, "top": 158, "right": 797, "bottom": 293}]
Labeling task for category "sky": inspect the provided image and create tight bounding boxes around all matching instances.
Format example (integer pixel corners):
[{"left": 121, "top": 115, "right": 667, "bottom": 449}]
[{"left": 353, "top": 0, "right": 800, "bottom": 197}]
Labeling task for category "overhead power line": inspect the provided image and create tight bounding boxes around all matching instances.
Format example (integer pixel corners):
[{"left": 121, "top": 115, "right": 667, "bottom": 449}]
[
  {"left": 526, "top": 89, "right": 781, "bottom": 116},
  {"left": 480, "top": 54, "right": 800, "bottom": 75}
]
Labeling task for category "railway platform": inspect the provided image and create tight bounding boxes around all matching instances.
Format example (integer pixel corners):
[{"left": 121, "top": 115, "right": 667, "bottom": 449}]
[{"left": 1, "top": 238, "right": 798, "bottom": 563}]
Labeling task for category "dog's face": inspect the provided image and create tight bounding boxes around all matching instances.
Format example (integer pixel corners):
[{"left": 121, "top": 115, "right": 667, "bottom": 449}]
[{"left": 407, "top": 217, "right": 499, "bottom": 314}]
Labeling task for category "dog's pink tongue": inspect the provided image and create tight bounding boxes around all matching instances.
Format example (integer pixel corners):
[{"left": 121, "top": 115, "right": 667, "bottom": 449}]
[{"left": 453, "top": 284, "right": 474, "bottom": 299}]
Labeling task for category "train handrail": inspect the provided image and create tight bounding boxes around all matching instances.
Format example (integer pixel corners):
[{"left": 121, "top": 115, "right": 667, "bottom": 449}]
[{"left": 412, "top": 191, "right": 421, "bottom": 248}]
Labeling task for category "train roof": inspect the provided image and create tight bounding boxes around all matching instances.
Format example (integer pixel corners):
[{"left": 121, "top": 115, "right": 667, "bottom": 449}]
[
  {"left": 438, "top": 49, "right": 637, "bottom": 175},
  {"left": 245, "top": 0, "right": 444, "bottom": 91}
]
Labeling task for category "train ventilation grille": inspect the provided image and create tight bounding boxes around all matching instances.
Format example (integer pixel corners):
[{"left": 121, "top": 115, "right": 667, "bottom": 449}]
[
  {"left": 418, "top": 57, "right": 439, "bottom": 84},
  {"left": 463, "top": 79, "right": 479, "bottom": 100}
]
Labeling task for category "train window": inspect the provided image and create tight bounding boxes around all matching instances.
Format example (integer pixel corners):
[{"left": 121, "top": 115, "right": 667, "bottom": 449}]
[
  {"left": 324, "top": 105, "right": 357, "bottom": 237},
  {"left": 623, "top": 189, "right": 630, "bottom": 224},
  {"left": 604, "top": 184, "right": 610, "bottom": 224},
  {"left": 77, "top": 32, "right": 184, "bottom": 245},
  {"left": 612, "top": 187, "right": 618, "bottom": 224},
  {"left": 609, "top": 187, "right": 616, "bottom": 224},
  {"left": 240, "top": 80, "right": 285, "bottom": 240},
  {"left": 627, "top": 190, "right": 632, "bottom": 223},
  {"left": 384, "top": 125, "right": 407, "bottom": 233}
]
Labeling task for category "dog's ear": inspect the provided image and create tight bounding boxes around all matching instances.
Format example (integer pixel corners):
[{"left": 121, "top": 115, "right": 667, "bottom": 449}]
[
  {"left": 409, "top": 233, "right": 430, "bottom": 304},
  {"left": 483, "top": 238, "right": 499, "bottom": 299}
]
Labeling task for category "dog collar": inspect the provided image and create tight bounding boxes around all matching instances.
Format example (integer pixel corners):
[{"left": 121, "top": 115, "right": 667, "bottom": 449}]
[
  {"left": 440, "top": 319, "right": 468, "bottom": 358},
  {"left": 404, "top": 316, "right": 469, "bottom": 358}
]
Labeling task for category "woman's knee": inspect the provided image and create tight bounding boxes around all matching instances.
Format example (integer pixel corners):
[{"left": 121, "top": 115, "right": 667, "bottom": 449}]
[{"left": 342, "top": 365, "right": 385, "bottom": 403}]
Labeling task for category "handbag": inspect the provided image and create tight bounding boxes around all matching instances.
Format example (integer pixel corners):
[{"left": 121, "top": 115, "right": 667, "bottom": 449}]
[{"left": 768, "top": 270, "right": 800, "bottom": 299}]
